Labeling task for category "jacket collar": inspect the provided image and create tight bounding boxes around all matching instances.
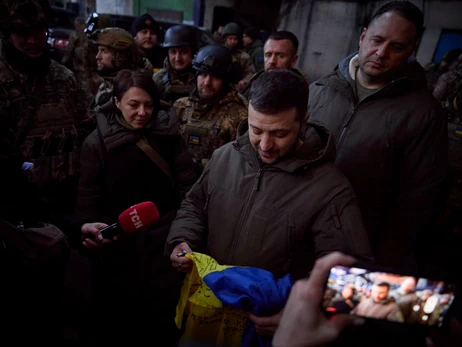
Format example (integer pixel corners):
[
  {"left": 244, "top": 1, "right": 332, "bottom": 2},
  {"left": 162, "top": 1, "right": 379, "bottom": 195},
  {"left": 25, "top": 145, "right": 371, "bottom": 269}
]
[
  {"left": 316, "top": 52, "right": 428, "bottom": 97},
  {"left": 233, "top": 119, "right": 336, "bottom": 173},
  {"left": 96, "top": 107, "right": 180, "bottom": 151}
]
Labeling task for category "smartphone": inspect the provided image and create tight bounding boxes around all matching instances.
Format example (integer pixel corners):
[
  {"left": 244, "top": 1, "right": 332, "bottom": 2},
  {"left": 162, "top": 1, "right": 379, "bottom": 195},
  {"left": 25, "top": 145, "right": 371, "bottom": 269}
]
[{"left": 322, "top": 265, "right": 456, "bottom": 327}]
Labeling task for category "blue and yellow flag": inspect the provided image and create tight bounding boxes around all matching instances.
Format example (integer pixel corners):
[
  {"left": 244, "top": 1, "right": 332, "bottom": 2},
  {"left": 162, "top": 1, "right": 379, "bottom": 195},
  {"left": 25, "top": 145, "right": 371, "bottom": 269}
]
[
  {"left": 176, "top": 253, "right": 294, "bottom": 347},
  {"left": 455, "top": 126, "right": 462, "bottom": 138}
]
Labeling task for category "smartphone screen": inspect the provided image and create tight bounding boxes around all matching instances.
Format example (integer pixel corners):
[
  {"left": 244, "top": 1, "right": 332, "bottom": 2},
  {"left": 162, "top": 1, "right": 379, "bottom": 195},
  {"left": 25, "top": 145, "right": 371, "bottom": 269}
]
[{"left": 323, "top": 266, "right": 456, "bottom": 327}]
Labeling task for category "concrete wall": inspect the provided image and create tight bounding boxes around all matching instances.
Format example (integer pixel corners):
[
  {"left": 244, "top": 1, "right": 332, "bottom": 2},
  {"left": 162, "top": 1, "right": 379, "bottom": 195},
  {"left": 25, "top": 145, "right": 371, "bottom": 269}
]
[{"left": 278, "top": 0, "right": 462, "bottom": 82}]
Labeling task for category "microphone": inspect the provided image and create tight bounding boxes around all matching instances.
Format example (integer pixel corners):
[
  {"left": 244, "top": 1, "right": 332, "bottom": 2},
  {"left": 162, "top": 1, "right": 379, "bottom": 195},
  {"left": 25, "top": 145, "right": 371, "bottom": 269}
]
[{"left": 100, "top": 201, "right": 160, "bottom": 238}]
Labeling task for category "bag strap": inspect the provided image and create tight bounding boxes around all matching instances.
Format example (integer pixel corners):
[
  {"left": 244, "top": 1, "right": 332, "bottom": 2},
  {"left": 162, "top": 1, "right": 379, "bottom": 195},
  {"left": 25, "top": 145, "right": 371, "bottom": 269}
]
[{"left": 136, "top": 138, "right": 173, "bottom": 182}]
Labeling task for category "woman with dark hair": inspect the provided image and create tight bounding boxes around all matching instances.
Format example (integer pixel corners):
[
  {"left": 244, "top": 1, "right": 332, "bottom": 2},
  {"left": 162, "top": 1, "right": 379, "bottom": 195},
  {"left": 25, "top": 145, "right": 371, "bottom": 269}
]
[{"left": 76, "top": 69, "right": 197, "bottom": 345}]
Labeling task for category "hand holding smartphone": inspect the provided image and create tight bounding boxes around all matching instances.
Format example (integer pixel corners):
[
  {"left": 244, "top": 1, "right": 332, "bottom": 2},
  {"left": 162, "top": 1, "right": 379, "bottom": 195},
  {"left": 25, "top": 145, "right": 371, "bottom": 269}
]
[{"left": 323, "top": 265, "right": 456, "bottom": 328}]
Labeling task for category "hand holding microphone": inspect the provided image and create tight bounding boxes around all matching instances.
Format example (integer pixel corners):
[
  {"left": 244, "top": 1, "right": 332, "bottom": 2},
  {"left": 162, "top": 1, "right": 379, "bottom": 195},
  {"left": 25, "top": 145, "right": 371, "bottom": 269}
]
[
  {"left": 82, "top": 222, "right": 108, "bottom": 249},
  {"left": 82, "top": 201, "right": 160, "bottom": 249}
]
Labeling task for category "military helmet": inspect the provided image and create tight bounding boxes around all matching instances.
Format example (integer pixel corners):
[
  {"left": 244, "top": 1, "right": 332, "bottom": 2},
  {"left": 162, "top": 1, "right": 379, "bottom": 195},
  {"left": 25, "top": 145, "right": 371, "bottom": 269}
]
[
  {"left": 192, "top": 44, "right": 241, "bottom": 83},
  {"left": 89, "top": 27, "right": 135, "bottom": 50},
  {"left": 89, "top": 27, "right": 137, "bottom": 71},
  {"left": 0, "top": 0, "right": 53, "bottom": 32},
  {"left": 163, "top": 25, "right": 197, "bottom": 49},
  {"left": 221, "top": 22, "right": 241, "bottom": 37}
]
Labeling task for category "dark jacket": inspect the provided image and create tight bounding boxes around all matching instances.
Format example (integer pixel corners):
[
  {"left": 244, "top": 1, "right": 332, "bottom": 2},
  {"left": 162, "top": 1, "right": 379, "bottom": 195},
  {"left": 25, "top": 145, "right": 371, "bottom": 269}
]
[
  {"left": 77, "top": 108, "right": 196, "bottom": 221},
  {"left": 308, "top": 53, "right": 448, "bottom": 268},
  {"left": 76, "top": 106, "right": 197, "bottom": 344},
  {"left": 141, "top": 44, "right": 167, "bottom": 70},
  {"left": 166, "top": 121, "right": 373, "bottom": 280}
]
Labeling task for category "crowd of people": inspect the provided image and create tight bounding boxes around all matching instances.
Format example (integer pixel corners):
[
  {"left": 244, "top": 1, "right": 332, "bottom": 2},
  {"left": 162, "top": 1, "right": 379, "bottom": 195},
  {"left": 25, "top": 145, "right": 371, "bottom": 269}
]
[
  {"left": 1, "top": 0, "right": 461, "bottom": 346},
  {"left": 324, "top": 269, "right": 455, "bottom": 327}
]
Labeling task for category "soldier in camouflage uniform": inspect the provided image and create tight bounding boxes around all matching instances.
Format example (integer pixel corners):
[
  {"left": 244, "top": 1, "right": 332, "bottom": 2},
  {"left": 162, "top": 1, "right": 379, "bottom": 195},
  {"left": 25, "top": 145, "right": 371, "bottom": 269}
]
[
  {"left": 61, "top": 16, "right": 94, "bottom": 105},
  {"left": 89, "top": 27, "right": 140, "bottom": 111},
  {"left": 425, "top": 48, "right": 462, "bottom": 92},
  {"left": 433, "top": 54, "right": 462, "bottom": 123},
  {"left": 174, "top": 44, "right": 248, "bottom": 170},
  {"left": 221, "top": 22, "right": 255, "bottom": 91},
  {"left": 153, "top": 25, "right": 198, "bottom": 105},
  {"left": 0, "top": 0, "right": 88, "bottom": 220}
]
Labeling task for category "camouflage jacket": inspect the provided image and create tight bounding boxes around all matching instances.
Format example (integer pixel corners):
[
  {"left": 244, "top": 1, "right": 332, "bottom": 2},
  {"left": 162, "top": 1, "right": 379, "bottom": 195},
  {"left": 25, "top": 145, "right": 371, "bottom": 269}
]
[
  {"left": 234, "top": 49, "right": 255, "bottom": 84},
  {"left": 0, "top": 55, "right": 88, "bottom": 185},
  {"left": 153, "top": 58, "right": 196, "bottom": 104},
  {"left": 61, "top": 29, "right": 89, "bottom": 73},
  {"left": 139, "top": 57, "right": 154, "bottom": 75},
  {"left": 173, "top": 87, "right": 248, "bottom": 167},
  {"left": 433, "top": 63, "right": 462, "bottom": 117}
]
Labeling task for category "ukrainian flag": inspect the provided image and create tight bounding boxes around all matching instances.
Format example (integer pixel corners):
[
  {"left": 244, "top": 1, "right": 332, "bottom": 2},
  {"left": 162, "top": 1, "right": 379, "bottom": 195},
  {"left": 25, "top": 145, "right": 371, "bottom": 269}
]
[
  {"left": 175, "top": 253, "right": 294, "bottom": 347},
  {"left": 455, "top": 126, "right": 462, "bottom": 137}
]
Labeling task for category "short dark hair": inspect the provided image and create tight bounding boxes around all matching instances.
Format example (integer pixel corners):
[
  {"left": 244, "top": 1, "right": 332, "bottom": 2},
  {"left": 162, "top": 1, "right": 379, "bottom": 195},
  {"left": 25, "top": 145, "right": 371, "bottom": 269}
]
[
  {"left": 375, "top": 282, "right": 391, "bottom": 290},
  {"left": 369, "top": 1, "right": 424, "bottom": 40},
  {"left": 113, "top": 69, "right": 160, "bottom": 111},
  {"left": 267, "top": 31, "right": 299, "bottom": 55},
  {"left": 248, "top": 69, "right": 308, "bottom": 122}
]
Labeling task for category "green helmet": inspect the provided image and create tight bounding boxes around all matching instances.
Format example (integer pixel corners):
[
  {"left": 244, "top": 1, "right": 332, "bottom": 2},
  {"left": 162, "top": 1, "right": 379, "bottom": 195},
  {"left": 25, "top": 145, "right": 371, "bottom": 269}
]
[
  {"left": 222, "top": 22, "right": 241, "bottom": 37},
  {"left": 89, "top": 27, "right": 135, "bottom": 51},
  {"left": 0, "top": 0, "right": 53, "bottom": 32},
  {"left": 89, "top": 27, "right": 137, "bottom": 70}
]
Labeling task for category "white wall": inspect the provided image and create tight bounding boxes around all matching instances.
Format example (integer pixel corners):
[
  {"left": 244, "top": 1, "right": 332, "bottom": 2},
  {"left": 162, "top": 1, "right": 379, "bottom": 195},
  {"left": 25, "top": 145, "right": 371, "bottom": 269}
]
[{"left": 96, "top": 0, "right": 134, "bottom": 15}]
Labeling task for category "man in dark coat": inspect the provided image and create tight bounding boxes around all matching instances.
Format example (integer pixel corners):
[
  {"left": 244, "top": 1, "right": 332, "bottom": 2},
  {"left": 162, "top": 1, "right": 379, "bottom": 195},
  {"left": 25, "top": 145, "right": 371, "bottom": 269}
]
[
  {"left": 308, "top": 1, "right": 448, "bottom": 271},
  {"left": 167, "top": 70, "right": 374, "bottom": 343}
]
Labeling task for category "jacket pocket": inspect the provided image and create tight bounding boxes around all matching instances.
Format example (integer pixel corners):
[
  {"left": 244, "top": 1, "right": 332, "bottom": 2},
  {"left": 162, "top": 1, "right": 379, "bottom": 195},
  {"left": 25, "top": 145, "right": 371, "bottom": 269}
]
[
  {"left": 238, "top": 209, "right": 292, "bottom": 276},
  {"left": 246, "top": 214, "right": 268, "bottom": 250}
]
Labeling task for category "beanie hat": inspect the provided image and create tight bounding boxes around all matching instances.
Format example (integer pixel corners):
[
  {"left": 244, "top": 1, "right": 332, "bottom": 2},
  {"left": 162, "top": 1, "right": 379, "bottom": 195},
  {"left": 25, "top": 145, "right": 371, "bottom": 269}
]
[
  {"left": 243, "top": 26, "right": 259, "bottom": 41},
  {"left": 131, "top": 13, "right": 159, "bottom": 36}
]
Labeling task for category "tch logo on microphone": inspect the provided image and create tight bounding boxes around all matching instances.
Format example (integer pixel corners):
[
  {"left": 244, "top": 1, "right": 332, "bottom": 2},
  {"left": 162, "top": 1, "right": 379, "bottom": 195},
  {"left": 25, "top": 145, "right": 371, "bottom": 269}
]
[
  {"left": 118, "top": 201, "right": 160, "bottom": 233},
  {"left": 129, "top": 209, "right": 143, "bottom": 229}
]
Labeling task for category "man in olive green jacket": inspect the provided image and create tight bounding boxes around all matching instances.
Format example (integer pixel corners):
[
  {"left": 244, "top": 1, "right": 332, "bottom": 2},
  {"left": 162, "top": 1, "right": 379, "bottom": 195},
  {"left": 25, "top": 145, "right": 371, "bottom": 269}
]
[
  {"left": 166, "top": 70, "right": 373, "bottom": 340},
  {"left": 308, "top": 1, "right": 448, "bottom": 270}
]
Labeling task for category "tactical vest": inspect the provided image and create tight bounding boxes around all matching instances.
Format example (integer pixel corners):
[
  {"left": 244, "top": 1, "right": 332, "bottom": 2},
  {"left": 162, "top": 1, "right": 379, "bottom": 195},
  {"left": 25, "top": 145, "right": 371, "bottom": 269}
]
[
  {"left": 180, "top": 100, "right": 237, "bottom": 167},
  {"left": 0, "top": 60, "right": 81, "bottom": 185},
  {"left": 162, "top": 70, "right": 195, "bottom": 104}
]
